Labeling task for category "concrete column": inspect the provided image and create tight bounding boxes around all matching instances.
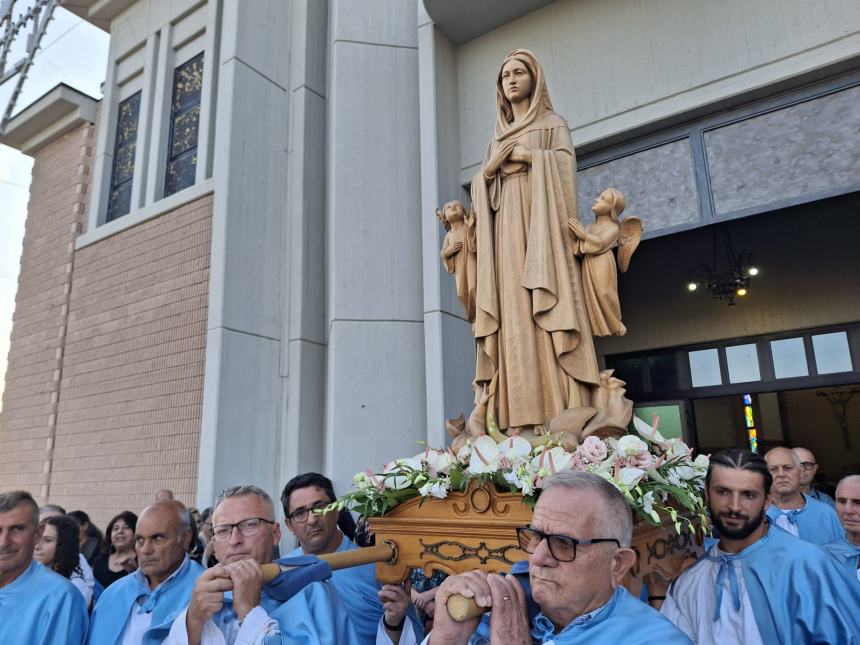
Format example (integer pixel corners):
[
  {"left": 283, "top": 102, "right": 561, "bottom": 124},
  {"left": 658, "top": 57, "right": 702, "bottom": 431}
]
[
  {"left": 325, "top": 0, "right": 426, "bottom": 495},
  {"left": 279, "top": 0, "right": 330, "bottom": 492},
  {"left": 417, "top": 9, "right": 475, "bottom": 449},
  {"left": 197, "top": 0, "right": 290, "bottom": 506}
]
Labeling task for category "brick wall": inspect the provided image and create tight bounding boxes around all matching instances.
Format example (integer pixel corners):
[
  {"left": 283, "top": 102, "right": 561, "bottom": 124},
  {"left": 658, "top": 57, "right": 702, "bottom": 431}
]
[
  {"left": 0, "top": 121, "right": 212, "bottom": 528},
  {"left": 0, "top": 124, "right": 94, "bottom": 500},
  {"left": 48, "top": 196, "right": 212, "bottom": 527}
]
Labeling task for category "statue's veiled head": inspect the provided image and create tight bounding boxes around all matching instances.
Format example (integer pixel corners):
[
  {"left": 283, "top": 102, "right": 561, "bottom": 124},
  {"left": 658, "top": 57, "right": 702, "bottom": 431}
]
[{"left": 495, "top": 49, "right": 554, "bottom": 138}]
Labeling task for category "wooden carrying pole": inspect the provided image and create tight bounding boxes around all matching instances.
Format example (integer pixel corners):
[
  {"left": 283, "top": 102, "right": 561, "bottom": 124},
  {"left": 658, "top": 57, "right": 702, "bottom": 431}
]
[{"left": 259, "top": 540, "right": 485, "bottom": 621}]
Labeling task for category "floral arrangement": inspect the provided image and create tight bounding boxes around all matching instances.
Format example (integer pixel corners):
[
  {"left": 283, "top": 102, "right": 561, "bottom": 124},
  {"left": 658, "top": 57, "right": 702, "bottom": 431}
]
[{"left": 329, "top": 416, "right": 709, "bottom": 535}]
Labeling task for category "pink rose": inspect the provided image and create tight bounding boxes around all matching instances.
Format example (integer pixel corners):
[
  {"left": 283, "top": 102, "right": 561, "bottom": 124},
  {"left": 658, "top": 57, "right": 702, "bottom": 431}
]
[
  {"left": 580, "top": 436, "right": 608, "bottom": 464},
  {"left": 626, "top": 451, "right": 654, "bottom": 469}
]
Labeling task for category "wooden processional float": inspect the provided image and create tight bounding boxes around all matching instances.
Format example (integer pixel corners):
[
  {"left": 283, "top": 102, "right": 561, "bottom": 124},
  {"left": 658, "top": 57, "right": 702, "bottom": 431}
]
[{"left": 263, "top": 480, "right": 703, "bottom": 620}]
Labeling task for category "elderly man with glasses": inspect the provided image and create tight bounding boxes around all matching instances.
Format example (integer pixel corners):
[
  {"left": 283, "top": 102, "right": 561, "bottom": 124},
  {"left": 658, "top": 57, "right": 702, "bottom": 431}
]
[
  {"left": 791, "top": 446, "right": 836, "bottom": 507},
  {"left": 165, "top": 484, "right": 357, "bottom": 644},
  {"left": 411, "top": 471, "right": 689, "bottom": 645}
]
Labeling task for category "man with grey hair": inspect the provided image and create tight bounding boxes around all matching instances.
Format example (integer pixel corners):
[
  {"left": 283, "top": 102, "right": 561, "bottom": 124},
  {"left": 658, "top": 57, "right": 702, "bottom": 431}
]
[
  {"left": 822, "top": 474, "right": 860, "bottom": 581},
  {"left": 416, "top": 471, "right": 690, "bottom": 644},
  {"left": 87, "top": 500, "right": 204, "bottom": 644},
  {"left": 0, "top": 490, "right": 88, "bottom": 643},
  {"left": 166, "top": 484, "right": 357, "bottom": 644},
  {"left": 764, "top": 446, "right": 842, "bottom": 545}
]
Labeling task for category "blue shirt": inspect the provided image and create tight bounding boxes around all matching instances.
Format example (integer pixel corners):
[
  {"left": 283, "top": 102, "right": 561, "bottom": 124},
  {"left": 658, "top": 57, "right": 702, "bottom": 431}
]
[
  {"left": 0, "top": 560, "right": 88, "bottom": 645},
  {"left": 87, "top": 555, "right": 204, "bottom": 645}
]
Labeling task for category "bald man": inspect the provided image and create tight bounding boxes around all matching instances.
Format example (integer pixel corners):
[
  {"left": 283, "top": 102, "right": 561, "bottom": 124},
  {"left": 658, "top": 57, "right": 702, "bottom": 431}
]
[
  {"left": 87, "top": 501, "right": 204, "bottom": 644},
  {"left": 764, "top": 447, "right": 842, "bottom": 545},
  {"left": 822, "top": 475, "right": 860, "bottom": 582},
  {"left": 791, "top": 447, "right": 835, "bottom": 507}
]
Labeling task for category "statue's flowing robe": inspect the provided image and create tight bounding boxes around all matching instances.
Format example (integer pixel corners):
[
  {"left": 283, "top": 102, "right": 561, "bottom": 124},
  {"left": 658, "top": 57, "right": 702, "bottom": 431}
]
[
  {"left": 472, "top": 112, "right": 599, "bottom": 430},
  {"left": 0, "top": 560, "right": 88, "bottom": 644},
  {"left": 661, "top": 525, "right": 860, "bottom": 644}
]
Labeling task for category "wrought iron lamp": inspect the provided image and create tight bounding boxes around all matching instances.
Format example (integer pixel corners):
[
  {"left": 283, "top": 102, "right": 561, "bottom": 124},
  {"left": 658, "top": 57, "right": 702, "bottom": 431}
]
[{"left": 686, "top": 224, "right": 758, "bottom": 306}]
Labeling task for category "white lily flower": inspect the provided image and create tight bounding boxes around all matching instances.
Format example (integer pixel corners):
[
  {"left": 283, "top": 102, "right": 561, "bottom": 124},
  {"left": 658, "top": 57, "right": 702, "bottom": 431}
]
[
  {"left": 530, "top": 447, "right": 574, "bottom": 475},
  {"left": 418, "top": 480, "right": 449, "bottom": 499},
  {"left": 632, "top": 415, "right": 669, "bottom": 444},
  {"left": 468, "top": 435, "right": 533, "bottom": 474},
  {"left": 618, "top": 467, "right": 646, "bottom": 487},
  {"left": 641, "top": 490, "right": 655, "bottom": 515}
]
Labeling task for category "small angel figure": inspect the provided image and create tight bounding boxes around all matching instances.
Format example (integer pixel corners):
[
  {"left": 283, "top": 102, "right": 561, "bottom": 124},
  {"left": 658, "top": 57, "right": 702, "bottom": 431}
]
[
  {"left": 437, "top": 200, "right": 477, "bottom": 322},
  {"left": 568, "top": 188, "right": 643, "bottom": 337}
]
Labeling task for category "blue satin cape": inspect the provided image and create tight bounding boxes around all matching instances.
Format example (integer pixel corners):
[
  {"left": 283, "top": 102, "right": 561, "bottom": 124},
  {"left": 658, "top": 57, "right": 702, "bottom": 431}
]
[
  {"left": 822, "top": 534, "right": 860, "bottom": 582},
  {"left": 701, "top": 525, "right": 860, "bottom": 643},
  {"left": 86, "top": 555, "right": 204, "bottom": 645},
  {"left": 0, "top": 560, "right": 88, "bottom": 645},
  {"left": 765, "top": 494, "right": 843, "bottom": 545},
  {"left": 290, "top": 535, "right": 424, "bottom": 643},
  {"left": 469, "top": 562, "right": 689, "bottom": 645}
]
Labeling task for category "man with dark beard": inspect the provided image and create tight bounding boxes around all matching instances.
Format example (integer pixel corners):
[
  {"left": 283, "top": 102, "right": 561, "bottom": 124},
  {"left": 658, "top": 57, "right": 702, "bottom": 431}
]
[{"left": 660, "top": 448, "right": 860, "bottom": 644}]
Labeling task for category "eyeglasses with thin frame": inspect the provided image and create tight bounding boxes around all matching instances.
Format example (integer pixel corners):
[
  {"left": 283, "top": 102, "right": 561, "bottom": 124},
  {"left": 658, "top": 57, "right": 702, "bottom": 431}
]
[
  {"left": 287, "top": 501, "right": 330, "bottom": 524},
  {"left": 516, "top": 526, "right": 620, "bottom": 562},
  {"left": 212, "top": 517, "right": 275, "bottom": 542}
]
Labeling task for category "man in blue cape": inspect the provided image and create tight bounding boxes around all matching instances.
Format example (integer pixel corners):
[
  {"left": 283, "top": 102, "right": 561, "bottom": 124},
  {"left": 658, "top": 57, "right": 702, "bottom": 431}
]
[
  {"left": 822, "top": 474, "right": 860, "bottom": 582},
  {"left": 165, "top": 484, "right": 357, "bottom": 644},
  {"left": 411, "top": 471, "right": 689, "bottom": 645},
  {"left": 282, "top": 473, "right": 424, "bottom": 644},
  {"left": 87, "top": 500, "right": 205, "bottom": 644},
  {"left": 661, "top": 448, "right": 860, "bottom": 644},
  {"left": 763, "top": 446, "right": 842, "bottom": 544},
  {"left": 0, "top": 490, "right": 87, "bottom": 644}
]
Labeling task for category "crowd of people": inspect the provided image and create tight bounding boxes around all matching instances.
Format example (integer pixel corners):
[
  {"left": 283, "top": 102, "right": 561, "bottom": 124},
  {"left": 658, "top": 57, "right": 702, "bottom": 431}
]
[{"left": 0, "top": 448, "right": 858, "bottom": 644}]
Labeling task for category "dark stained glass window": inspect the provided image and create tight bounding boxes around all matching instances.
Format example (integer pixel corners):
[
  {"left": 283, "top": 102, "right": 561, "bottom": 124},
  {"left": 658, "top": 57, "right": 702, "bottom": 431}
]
[
  {"left": 164, "top": 52, "right": 204, "bottom": 197},
  {"left": 106, "top": 91, "right": 141, "bottom": 222}
]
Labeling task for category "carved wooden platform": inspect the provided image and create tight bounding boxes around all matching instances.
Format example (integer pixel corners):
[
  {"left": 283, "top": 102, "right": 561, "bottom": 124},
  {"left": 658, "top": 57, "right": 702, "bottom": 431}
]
[
  {"left": 369, "top": 480, "right": 532, "bottom": 584},
  {"left": 369, "top": 480, "right": 702, "bottom": 606}
]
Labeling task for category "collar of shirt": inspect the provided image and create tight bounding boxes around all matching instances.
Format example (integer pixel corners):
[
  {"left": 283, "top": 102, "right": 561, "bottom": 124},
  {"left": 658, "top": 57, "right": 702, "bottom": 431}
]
[
  {"left": 129, "top": 555, "right": 190, "bottom": 614},
  {"left": 530, "top": 589, "right": 614, "bottom": 642}
]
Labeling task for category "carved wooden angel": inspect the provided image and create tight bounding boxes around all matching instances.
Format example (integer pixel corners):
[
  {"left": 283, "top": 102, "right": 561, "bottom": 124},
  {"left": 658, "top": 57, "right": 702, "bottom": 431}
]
[
  {"left": 568, "top": 188, "right": 643, "bottom": 337},
  {"left": 438, "top": 200, "right": 477, "bottom": 322}
]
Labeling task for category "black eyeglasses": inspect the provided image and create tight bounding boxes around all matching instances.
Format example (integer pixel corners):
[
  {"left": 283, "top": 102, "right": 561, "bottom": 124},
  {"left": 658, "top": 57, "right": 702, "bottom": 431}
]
[
  {"left": 287, "top": 501, "right": 330, "bottom": 524},
  {"left": 799, "top": 461, "right": 816, "bottom": 471},
  {"left": 516, "top": 526, "right": 620, "bottom": 562},
  {"left": 212, "top": 518, "right": 274, "bottom": 542}
]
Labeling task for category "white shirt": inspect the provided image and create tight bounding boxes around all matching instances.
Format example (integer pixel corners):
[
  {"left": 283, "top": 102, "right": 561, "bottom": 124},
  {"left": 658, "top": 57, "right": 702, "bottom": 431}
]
[
  {"left": 119, "top": 560, "right": 185, "bottom": 644},
  {"left": 69, "top": 554, "right": 95, "bottom": 609},
  {"left": 772, "top": 511, "right": 800, "bottom": 537},
  {"left": 164, "top": 606, "right": 279, "bottom": 645},
  {"left": 660, "top": 545, "right": 764, "bottom": 645}
]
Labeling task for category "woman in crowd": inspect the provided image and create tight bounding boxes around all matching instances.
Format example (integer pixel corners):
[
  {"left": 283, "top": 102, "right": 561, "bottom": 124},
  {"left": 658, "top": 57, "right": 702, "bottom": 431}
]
[
  {"left": 34, "top": 514, "right": 93, "bottom": 609},
  {"left": 68, "top": 509, "right": 102, "bottom": 564},
  {"left": 91, "top": 510, "right": 138, "bottom": 588}
]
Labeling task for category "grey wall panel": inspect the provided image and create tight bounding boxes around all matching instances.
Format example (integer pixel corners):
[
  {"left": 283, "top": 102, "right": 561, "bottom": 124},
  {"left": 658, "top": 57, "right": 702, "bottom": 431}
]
[
  {"left": 576, "top": 139, "right": 700, "bottom": 230},
  {"left": 705, "top": 86, "right": 860, "bottom": 215}
]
